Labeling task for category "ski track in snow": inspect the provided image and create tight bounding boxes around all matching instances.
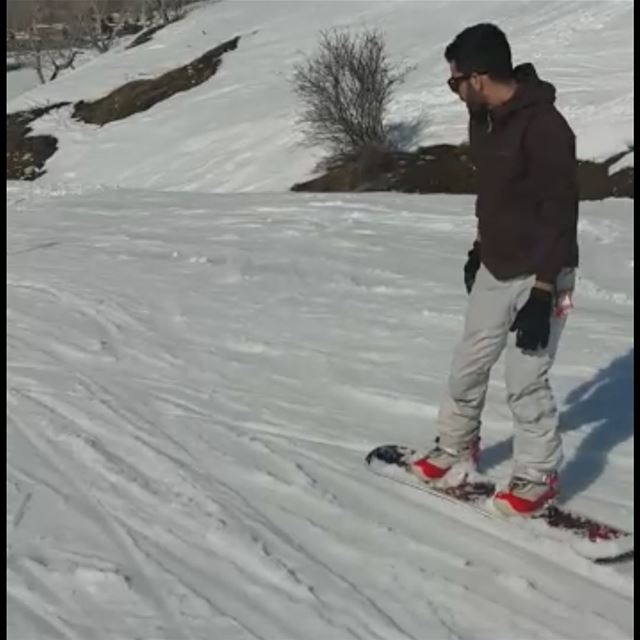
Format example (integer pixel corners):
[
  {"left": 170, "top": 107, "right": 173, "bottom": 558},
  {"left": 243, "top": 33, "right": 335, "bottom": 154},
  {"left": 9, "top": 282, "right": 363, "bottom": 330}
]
[{"left": 7, "top": 187, "right": 633, "bottom": 640}]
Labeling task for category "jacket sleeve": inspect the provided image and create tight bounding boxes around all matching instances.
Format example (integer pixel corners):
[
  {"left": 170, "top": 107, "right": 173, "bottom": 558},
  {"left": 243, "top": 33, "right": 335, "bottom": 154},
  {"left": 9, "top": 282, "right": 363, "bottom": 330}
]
[{"left": 523, "top": 109, "right": 578, "bottom": 284}]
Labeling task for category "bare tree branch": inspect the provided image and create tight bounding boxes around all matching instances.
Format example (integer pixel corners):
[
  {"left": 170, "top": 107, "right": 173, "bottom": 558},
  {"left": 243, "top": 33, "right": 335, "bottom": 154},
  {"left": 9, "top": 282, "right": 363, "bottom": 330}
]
[
  {"left": 48, "top": 48, "right": 79, "bottom": 81},
  {"left": 145, "top": 0, "right": 187, "bottom": 26},
  {"left": 68, "top": 0, "right": 128, "bottom": 54},
  {"left": 292, "top": 29, "right": 411, "bottom": 162},
  {"left": 11, "top": 1, "right": 82, "bottom": 84}
]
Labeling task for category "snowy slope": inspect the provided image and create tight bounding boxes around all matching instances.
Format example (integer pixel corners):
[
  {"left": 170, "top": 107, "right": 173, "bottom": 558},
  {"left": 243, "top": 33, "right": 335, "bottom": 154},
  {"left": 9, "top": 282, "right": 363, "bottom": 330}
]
[
  {"left": 7, "top": 184, "right": 633, "bottom": 640},
  {"left": 6, "top": 50, "right": 99, "bottom": 102},
  {"left": 7, "top": 0, "right": 634, "bottom": 192},
  {"left": 6, "top": 68, "right": 41, "bottom": 102}
]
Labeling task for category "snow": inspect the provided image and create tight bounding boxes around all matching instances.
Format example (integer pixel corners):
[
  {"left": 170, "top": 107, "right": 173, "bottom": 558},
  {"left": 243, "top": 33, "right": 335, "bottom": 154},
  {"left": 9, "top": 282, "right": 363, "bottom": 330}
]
[
  {"left": 6, "top": 50, "right": 100, "bottom": 102},
  {"left": 610, "top": 151, "right": 634, "bottom": 175},
  {"left": 7, "top": 0, "right": 634, "bottom": 192},
  {"left": 7, "top": 184, "right": 634, "bottom": 639},
  {"left": 6, "top": 67, "right": 41, "bottom": 102}
]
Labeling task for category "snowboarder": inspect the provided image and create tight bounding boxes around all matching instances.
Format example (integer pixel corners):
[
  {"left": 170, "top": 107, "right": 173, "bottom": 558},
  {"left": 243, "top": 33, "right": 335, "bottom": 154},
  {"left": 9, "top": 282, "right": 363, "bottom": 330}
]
[{"left": 412, "top": 24, "right": 579, "bottom": 515}]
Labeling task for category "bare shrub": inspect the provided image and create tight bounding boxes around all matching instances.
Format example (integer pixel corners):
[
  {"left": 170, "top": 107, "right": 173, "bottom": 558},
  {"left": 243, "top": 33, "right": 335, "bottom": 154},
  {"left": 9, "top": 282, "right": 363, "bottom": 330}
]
[
  {"left": 292, "top": 28, "right": 411, "bottom": 163},
  {"left": 70, "top": 0, "right": 129, "bottom": 54},
  {"left": 146, "top": 0, "right": 188, "bottom": 25},
  {"left": 11, "top": 2, "right": 82, "bottom": 84}
]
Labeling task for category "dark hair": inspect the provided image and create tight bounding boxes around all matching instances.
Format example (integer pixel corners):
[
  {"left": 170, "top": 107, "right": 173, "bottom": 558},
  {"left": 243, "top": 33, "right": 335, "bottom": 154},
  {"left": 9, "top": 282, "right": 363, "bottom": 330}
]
[{"left": 445, "top": 23, "right": 513, "bottom": 81}]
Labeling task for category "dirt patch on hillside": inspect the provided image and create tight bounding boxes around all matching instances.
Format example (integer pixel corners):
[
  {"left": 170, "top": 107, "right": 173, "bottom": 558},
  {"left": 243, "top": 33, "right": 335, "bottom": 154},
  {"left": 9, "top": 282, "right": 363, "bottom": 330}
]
[
  {"left": 74, "top": 35, "right": 240, "bottom": 126},
  {"left": 7, "top": 103, "right": 70, "bottom": 180},
  {"left": 610, "top": 167, "right": 634, "bottom": 198},
  {"left": 293, "top": 144, "right": 476, "bottom": 194},
  {"left": 292, "top": 145, "right": 634, "bottom": 201},
  {"left": 577, "top": 148, "right": 634, "bottom": 199}
]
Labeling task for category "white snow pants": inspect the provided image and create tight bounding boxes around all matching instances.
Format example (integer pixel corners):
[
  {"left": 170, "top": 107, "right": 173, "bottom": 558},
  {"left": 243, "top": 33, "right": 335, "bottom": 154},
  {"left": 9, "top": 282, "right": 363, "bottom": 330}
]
[{"left": 437, "top": 264, "right": 576, "bottom": 480}]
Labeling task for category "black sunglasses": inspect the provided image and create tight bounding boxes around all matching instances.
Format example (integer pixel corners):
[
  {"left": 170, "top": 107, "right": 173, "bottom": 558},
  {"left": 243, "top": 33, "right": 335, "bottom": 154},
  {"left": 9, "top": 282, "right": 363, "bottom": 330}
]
[{"left": 447, "top": 71, "right": 487, "bottom": 93}]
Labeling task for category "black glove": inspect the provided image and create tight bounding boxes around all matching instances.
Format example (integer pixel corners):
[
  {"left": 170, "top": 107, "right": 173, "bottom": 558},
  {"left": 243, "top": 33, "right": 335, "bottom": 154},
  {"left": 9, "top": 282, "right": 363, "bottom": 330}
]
[
  {"left": 464, "top": 241, "right": 481, "bottom": 294},
  {"left": 510, "top": 287, "right": 553, "bottom": 351}
]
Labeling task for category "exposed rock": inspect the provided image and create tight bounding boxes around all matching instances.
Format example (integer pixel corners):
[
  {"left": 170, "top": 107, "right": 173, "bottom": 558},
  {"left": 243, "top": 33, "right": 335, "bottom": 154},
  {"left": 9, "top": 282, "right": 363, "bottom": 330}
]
[
  {"left": 610, "top": 167, "right": 634, "bottom": 198},
  {"left": 292, "top": 144, "right": 633, "bottom": 201},
  {"left": 74, "top": 35, "right": 240, "bottom": 126},
  {"left": 6, "top": 103, "right": 70, "bottom": 180},
  {"left": 293, "top": 144, "right": 476, "bottom": 194},
  {"left": 126, "top": 22, "right": 173, "bottom": 50}
]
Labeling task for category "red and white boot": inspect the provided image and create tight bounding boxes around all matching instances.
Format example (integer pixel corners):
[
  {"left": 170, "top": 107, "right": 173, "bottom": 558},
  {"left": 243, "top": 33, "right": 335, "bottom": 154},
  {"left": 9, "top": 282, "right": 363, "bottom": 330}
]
[
  {"left": 411, "top": 437, "right": 480, "bottom": 483},
  {"left": 493, "top": 472, "right": 559, "bottom": 516}
]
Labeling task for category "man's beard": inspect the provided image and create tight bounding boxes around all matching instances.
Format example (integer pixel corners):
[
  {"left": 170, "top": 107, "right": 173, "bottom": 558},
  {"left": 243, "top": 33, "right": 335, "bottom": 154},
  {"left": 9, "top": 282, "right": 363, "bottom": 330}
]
[{"left": 465, "top": 85, "right": 486, "bottom": 114}]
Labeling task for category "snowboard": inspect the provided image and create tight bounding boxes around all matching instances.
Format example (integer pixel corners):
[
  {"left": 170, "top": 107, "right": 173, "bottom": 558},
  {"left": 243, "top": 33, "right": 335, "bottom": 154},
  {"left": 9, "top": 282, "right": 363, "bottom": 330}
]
[{"left": 365, "top": 444, "right": 634, "bottom": 564}]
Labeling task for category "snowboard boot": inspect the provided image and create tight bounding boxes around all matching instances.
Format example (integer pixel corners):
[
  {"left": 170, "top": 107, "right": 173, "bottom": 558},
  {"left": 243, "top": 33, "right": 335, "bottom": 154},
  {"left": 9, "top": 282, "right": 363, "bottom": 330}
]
[
  {"left": 411, "top": 437, "right": 480, "bottom": 483},
  {"left": 493, "top": 472, "right": 559, "bottom": 516}
]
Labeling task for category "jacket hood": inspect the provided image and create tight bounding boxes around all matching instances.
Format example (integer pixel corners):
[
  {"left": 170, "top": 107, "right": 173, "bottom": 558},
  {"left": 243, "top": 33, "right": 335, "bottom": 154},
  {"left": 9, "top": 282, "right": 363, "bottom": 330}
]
[{"left": 493, "top": 62, "right": 556, "bottom": 121}]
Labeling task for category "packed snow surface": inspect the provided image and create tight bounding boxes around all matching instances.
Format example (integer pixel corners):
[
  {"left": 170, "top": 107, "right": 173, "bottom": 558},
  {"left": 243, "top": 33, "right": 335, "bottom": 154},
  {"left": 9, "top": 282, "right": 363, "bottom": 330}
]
[{"left": 7, "top": 184, "right": 633, "bottom": 639}]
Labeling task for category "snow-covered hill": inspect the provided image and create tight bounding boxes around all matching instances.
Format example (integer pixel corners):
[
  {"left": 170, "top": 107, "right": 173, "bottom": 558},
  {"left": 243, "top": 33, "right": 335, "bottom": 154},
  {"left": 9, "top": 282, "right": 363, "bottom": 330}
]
[
  {"left": 7, "top": 183, "right": 634, "bottom": 639},
  {"left": 6, "top": 49, "right": 99, "bottom": 103},
  {"left": 6, "top": 67, "right": 41, "bottom": 102},
  {"left": 7, "top": 0, "right": 634, "bottom": 192}
]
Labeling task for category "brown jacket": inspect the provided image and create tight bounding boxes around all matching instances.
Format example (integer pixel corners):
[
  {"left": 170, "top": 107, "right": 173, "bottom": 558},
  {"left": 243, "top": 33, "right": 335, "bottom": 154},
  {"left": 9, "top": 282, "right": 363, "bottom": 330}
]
[{"left": 470, "top": 63, "right": 579, "bottom": 283}]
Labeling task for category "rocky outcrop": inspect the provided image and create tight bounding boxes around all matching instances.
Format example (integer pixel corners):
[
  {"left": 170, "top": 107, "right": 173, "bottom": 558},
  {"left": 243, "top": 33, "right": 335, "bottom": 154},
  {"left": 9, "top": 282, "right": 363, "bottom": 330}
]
[
  {"left": 73, "top": 35, "right": 240, "bottom": 126},
  {"left": 6, "top": 103, "right": 70, "bottom": 180},
  {"left": 292, "top": 144, "right": 634, "bottom": 200}
]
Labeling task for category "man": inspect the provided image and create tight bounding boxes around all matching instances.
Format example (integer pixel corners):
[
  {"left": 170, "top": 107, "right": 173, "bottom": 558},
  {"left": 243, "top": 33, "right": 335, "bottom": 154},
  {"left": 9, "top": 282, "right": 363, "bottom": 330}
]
[{"left": 412, "top": 24, "right": 579, "bottom": 516}]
